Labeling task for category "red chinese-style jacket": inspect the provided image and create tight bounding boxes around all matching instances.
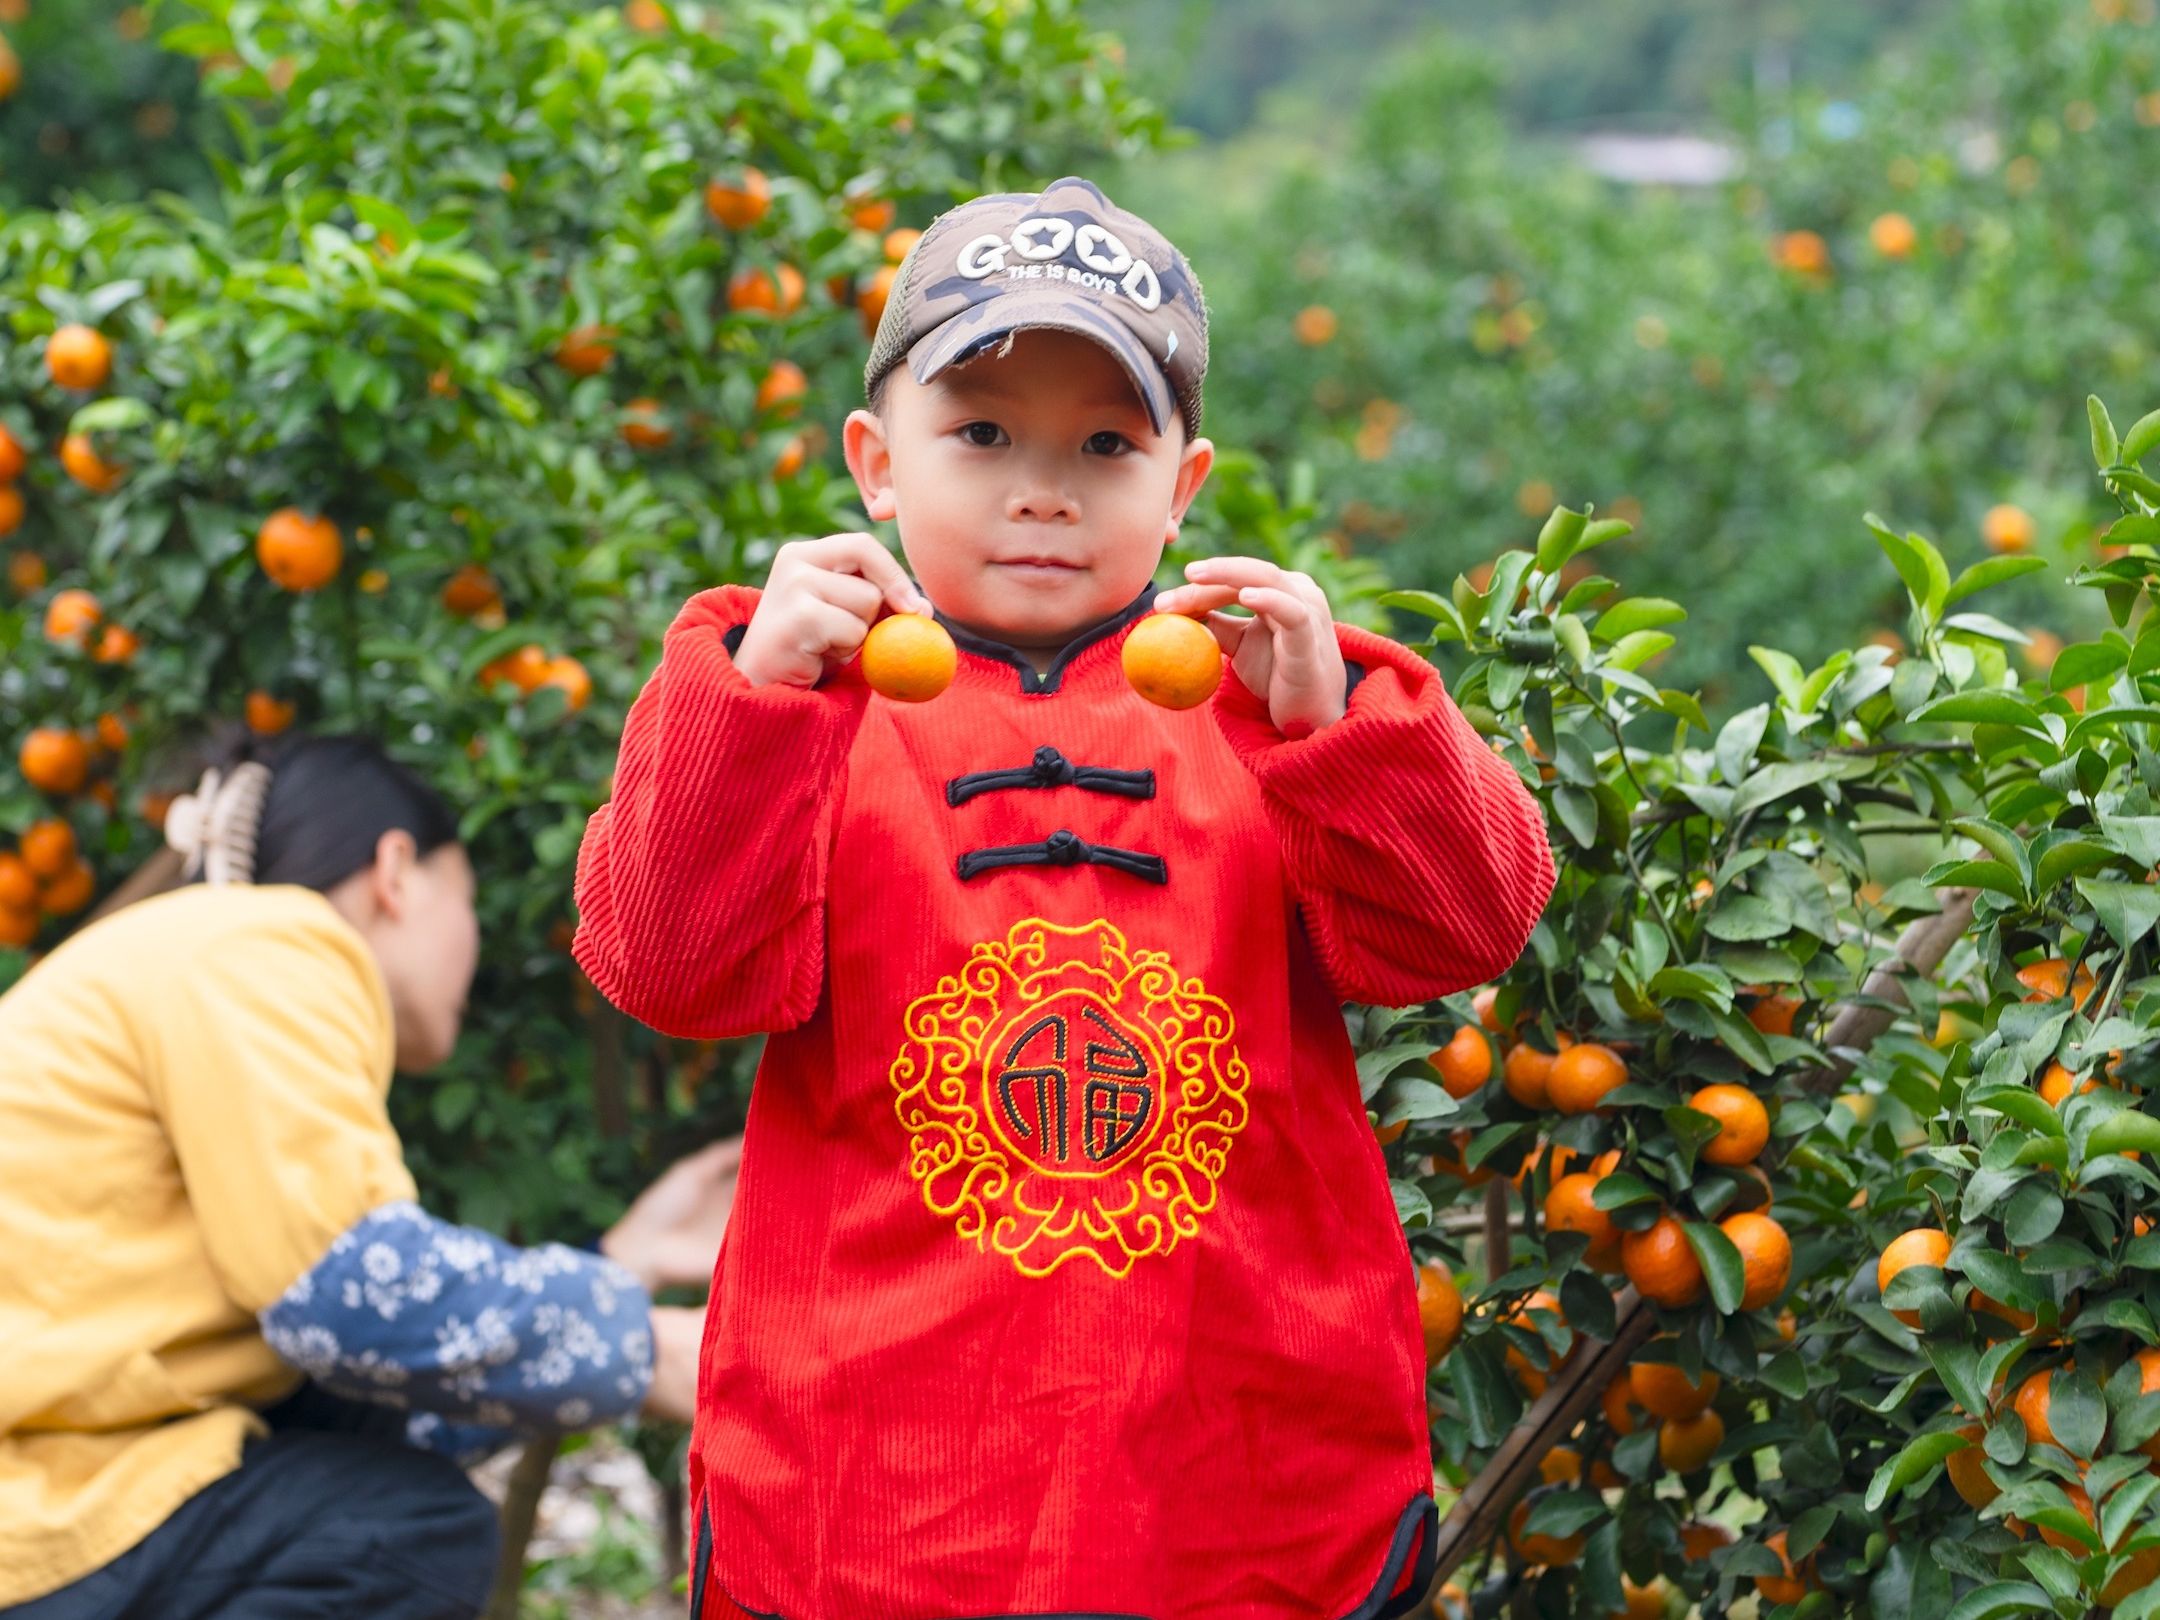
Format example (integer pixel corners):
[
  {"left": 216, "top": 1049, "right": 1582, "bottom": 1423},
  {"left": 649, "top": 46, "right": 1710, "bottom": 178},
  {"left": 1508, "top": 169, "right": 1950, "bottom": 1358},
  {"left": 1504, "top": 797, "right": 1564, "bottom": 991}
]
[{"left": 572, "top": 581, "right": 1555, "bottom": 1620}]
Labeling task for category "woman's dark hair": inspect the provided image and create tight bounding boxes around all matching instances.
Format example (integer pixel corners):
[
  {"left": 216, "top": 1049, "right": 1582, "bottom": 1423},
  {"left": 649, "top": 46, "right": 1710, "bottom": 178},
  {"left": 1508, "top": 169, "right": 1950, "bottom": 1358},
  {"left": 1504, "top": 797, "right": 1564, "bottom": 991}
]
[{"left": 195, "top": 727, "right": 462, "bottom": 893}]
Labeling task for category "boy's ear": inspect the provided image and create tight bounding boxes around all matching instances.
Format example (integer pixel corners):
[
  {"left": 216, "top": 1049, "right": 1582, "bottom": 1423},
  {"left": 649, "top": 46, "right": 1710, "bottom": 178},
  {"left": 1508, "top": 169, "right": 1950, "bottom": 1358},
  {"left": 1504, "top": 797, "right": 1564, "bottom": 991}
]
[
  {"left": 1164, "top": 434, "right": 1215, "bottom": 543},
  {"left": 843, "top": 407, "right": 897, "bottom": 523}
]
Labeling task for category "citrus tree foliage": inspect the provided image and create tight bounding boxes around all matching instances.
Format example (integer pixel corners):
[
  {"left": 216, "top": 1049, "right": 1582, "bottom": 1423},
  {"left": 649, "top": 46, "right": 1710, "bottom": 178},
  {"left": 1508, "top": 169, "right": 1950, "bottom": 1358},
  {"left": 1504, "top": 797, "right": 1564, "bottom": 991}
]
[
  {"left": 1369, "top": 402, "right": 2160, "bottom": 1616},
  {"left": 0, "top": 0, "right": 1160, "bottom": 1237},
  {"left": 1176, "top": 0, "right": 2160, "bottom": 696}
]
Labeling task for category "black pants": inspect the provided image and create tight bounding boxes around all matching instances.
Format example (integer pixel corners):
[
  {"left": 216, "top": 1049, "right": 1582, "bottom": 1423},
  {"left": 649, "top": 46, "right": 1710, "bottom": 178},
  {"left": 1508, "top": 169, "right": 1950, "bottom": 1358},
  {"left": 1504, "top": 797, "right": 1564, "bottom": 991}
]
[{"left": 1, "top": 1386, "right": 501, "bottom": 1620}]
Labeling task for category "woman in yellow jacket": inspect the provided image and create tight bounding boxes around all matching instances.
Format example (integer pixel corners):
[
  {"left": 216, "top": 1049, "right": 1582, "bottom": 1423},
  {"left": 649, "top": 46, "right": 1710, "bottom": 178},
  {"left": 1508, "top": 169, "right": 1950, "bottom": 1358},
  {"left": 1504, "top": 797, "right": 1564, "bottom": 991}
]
[{"left": 0, "top": 732, "right": 734, "bottom": 1619}]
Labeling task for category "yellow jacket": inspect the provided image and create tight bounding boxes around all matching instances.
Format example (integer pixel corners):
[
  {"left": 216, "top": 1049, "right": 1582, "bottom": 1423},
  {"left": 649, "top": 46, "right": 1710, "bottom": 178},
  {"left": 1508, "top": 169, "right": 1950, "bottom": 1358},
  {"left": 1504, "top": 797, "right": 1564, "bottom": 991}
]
[{"left": 0, "top": 882, "right": 416, "bottom": 1605}]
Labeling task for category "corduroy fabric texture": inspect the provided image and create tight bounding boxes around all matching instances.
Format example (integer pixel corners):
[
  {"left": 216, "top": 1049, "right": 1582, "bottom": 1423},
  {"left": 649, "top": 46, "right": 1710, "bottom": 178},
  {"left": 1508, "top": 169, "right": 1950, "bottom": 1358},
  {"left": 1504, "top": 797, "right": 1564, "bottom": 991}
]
[{"left": 573, "top": 584, "right": 1556, "bottom": 1619}]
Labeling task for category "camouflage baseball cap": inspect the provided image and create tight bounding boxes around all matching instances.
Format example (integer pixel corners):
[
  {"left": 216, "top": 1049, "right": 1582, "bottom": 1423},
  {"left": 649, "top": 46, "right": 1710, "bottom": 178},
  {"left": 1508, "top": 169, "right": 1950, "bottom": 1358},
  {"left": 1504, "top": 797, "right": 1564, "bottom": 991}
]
[{"left": 864, "top": 175, "right": 1208, "bottom": 440}]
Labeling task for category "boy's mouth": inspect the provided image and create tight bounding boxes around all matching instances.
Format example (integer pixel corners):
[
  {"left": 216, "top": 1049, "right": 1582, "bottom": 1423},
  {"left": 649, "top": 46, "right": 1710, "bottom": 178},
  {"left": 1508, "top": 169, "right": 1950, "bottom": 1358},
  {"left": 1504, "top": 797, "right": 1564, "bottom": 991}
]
[{"left": 995, "top": 556, "right": 1082, "bottom": 571}]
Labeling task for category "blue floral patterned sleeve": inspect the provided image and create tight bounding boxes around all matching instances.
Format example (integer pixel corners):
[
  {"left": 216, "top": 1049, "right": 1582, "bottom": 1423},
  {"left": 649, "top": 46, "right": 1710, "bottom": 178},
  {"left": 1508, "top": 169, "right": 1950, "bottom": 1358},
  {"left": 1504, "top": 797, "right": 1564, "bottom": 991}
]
[{"left": 259, "top": 1201, "right": 655, "bottom": 1445}]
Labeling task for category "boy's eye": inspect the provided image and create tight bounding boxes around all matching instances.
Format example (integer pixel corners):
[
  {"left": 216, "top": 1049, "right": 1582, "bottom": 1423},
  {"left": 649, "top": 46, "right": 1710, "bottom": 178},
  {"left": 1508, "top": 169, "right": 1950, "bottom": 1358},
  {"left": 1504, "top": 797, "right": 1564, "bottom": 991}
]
[
  {"left": 1086, "top": 431, "right": 1131, "bottom": 455},
  {"left": 960, "top": 421, "right": 1005, "bottom": 447}
]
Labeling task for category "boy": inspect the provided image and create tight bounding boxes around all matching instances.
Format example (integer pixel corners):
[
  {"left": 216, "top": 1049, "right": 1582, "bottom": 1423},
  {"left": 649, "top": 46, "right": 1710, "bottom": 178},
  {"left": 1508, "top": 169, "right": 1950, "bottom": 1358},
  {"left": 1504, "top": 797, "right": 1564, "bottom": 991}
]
[{"left": 573, "top": 176, "right": 1555, "bottom": 1619}]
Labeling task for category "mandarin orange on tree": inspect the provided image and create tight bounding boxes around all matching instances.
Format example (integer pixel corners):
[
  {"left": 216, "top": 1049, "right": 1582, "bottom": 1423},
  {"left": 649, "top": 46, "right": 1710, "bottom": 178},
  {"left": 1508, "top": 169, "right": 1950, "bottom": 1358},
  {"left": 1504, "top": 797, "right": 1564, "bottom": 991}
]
[
  {"left": 1506, "top": 1498, "right": 1584, "bottom": 1566},
  {"left": 703, "top": 166, "right": 771, "bottom": 229},
  {"left": 1719, "top": 1210, "right": 1792, "bottom": 1310},
  {"left": 245, "top": 691, "right": 296, "bottom": 735},
  {"left": 1431, "top": 1025, "right": 1493, "bottom": 1099},
  {"left": 1622, "top": 1214, "right": 1705, "bottom": 1307},
  {"left": 256, "top": 508, "right": 343, "bottom": 591},
  {"left": 19, "top": 728, "right": 89, "bottom": 796},
  {"left": 1689, "top": 1082, "right": 1770, "bottom": 1164},
  {"left": 1545, "top": 1172, "right": 1620, "bottom": 1270},
  {"left": 553, "top": 324, "right": 617, "bottom": 376},
  {"left": 1657, "top": 1408, "right": 1724, "bottom": 1474},
  {"left": 1877, "top": 1227, "right": 1951, "bottom": 1326},
  {"left": 1415, "top": 1261, "right": 1462, "bottom": 1365},
  {"left": 1755, "top": 1530, "right": 1813, "bottom": 1605},
  {"left": 1946, "top": 1424, "right": 1999, "bottom": 1509},
  {"left": 0, "top": 852, "right": 34, "bottom": 910},
  {"left": 38, "top": 859, "right": 94, "bottom": 917},
  {"left": 2013, "top": 1367, "right": 2061, "bottom": 1449},
  {"left": 1632, "top": 1358, "right": 1718, "bottom": 1419},
  {"left": 1501, "top": 1041, "right": 1555, "bottom": 1106},
  {"left": 46, "top": 323, "right": 112, "bottom": 390},
  {"left": 59, "top": 434, "right": 123, "bottom": 493},
  {"left": 0, "top": 423, "right": 25, "bottom": 481},
  {"left": 19, "top": 818, "right": 74, "bottom": 878},
  {"left": 0, "top": 485, "right": 23, "bottom": 539},
  {"left": 1548, "top": 1041, "right": 1627, "bottom": 1112},
  {"left": 756, "top": 360, "right": 809, "bottom": 418},
  {"left": 43, "top": 588, "right": 100, "bottom": 647}
]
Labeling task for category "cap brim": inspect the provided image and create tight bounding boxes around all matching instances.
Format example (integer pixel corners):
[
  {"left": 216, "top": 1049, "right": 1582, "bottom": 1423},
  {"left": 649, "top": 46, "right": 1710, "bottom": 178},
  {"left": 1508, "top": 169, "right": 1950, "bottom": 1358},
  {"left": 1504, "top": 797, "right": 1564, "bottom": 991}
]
[{"left": 904, "top": 286, "right": 1176, "bottom": 438}]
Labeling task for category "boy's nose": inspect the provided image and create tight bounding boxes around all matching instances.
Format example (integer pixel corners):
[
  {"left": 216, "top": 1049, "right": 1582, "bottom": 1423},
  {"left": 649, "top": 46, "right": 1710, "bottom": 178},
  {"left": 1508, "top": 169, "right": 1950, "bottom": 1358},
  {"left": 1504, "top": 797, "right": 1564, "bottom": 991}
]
[{"left": 1007, "top": 483, "right": 1079, "bottom": 523}]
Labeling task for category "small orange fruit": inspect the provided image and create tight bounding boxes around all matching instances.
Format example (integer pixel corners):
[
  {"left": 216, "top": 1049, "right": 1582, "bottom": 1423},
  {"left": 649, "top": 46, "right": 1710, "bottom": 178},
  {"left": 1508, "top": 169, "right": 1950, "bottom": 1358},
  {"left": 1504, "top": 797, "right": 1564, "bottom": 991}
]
[
  {"left": 1755, "top": 1530, "right": 1813, "bottom": 1606},
  {"left": 1984, "top": 504, "right": 2035, "bottom": 555},
  {"left": 1680, "top": 1521, "right": 1734, "bottom": 1560},
  {"left": 38, "top": 857, "right": 94, "bottom": 917},
  {"left": 1502, "top": 1289, "right": 1568, "bottom": 1396},
  {"left": 860, "top": 613, "right": 957, "bottom": 704},
  {"left": 1548, "top": 1042, "right": 1627, "bottom": 1113},
  {"left": 46, "top": 324, "right": 113, "bottom": 390},
  {"left": 1374, "top": 1116, "right": 1409, "bottom": 1147},
  {"left": 0, "top": 485, "right": 23, "bottom": 539},
  {"left": 1946, "top": 1424, "right": 1998, "bottom": 1510},
  {"left": 43, "top": 588, "right": 101, "bottom": 647},
  {"left": 1877, "top": 1228, "right": 1951, "bottom": 1327},
  {"left": 772, "top": 433, "right": 808, "bottom": 479},
  {"left": 2038, "top": 1062, "right": 2098, "bottom": 1107},
  {"left": 539, "top": 656, "right": 591, "bottom": 712},
  {"left": 883, "top": 227, "right": 922, "bottom": 265},
  {"left": 1546, "top": 1172, "right": 1621, "bottom": 1271},
  {"left": 1869, "top": 212, "right": 1917, "bottom": 258},
  {"left": 59, "top": 434, "right": 124, "bottom": 493},
  {"left": 1720, "top": 1210, "right": 1792, "bottom": 1310},
  {"left": 1602, "top": 1373, "right": 1642, "bottom": 1435},
  {"left": 2013, "top": 1368, "right": 2060, "bottom": 1450},
  {"left": 619, "top": 398, "right": 674, "bottom": 450},
  {"left": 1294, "top": 305, "right": 1339, "bottom": 346},
  {"left": 1416, "top": 1260, "right": 1463, "bottom": 1365},
  {"left": 2104, "top": 1547, "right": 2160, "bottom": 1608},
  {"left": 1432, "top": 1026, "right": 1493, "bottom": 1099},
  {"left": 19, "top": 818, "right": 75, "bottom": 878},
  {"left": 554, "top": 324, "right": 618, "bottom": 376},
  {"left": 846, "top": 194, "right": 895, "bottom": 234},
  {"left": 1507, "top": 1498, "right": 1585, "bottom": 1566},
  {"left": 1430, "top": 1581, "right": 1471, "bottom": 1620},
  {"left": 2133, "top": 1348, "right": 2160, "bottom": 1460},
  {"left": 1622, "top": 1214, "right": 1706, "bottom": 1308},
  {"left": 0, "top": 852, "right": 35, "bottom": 910},
  {"left": 245, "top": 691, "right": 296, "bottom": 736},
  {"left": 1122, "top": 612, "right": 1223, "bottom": 711},
  {"left": 1690, "top": 1083, "right": 1770, "bottom": 1165},
  {"left": 0, "top": 904, "right": 34, "bottom": 950},
  {"left": 94, "top": 712, "right": 128, "bottom": 753},
  {"left": 756, "top": 360, "right": 809, "bottom": 418},
  {"left": 858, "top": 263, "right": 900, "bottom": 335},
  {"left": 2016, "top": 957, "right": 2095, "bottom": 1004},
  {"left": 1502, "top": 1042, "right": 1556, "bottom": 1107},
  {"left": 1632, "top": 1358, "right": 1719, "bottom": 1419},
  {"left": 1658, "top": 1408, "right": 1725, "bottom": 1474},
  {"left": 1744, "top": 991, "right": 1801, "bottom": 1037},
  {"left": 703, "top": 166, "right": 771, "bottom": 229},
  {"left": 8, "top": 550, "right": 47, "bottom": 593},
  {"left": 256, "top": 508, "right": 343, "bottom": 591},
  {"left": 92, "top": 623, "right": 139, "bottom": 664},
  {"left": 1621, "top": 1578, "right": 1667, "bottom": 1620},
  {"left": 441, "top": 564, "right": 500, "bottom": 617},
  {"left": 1774, "top": 230, "right": 1830, "bottom": 275},
  {"left": 1777, "top": 1307, "right": 1797, "bottom": 1341},
  {"left": 19, "top": 728, "right": 90, "bottom": 795},
  {"left": 0, "top": 423, "right": 26, "bottom": 482},
  {"left": 484, "top": 644, "right": 552, "bottom": 695},
  {"left": 728, "top": 263, "right": 806, "bottom": 316}
]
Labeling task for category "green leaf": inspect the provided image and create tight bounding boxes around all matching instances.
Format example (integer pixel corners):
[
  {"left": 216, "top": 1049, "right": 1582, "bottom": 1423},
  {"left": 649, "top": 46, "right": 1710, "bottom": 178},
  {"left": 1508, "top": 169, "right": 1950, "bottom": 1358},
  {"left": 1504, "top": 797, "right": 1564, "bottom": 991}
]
[
  {"left": 1392, "top": 1178, "right": 1433, "bottom": 1228},
  {"left": 68, "top": 395, "right": 155, "bottom": 435},
  {"left": 1607, "top": 630, "right": 1675, "bottom": 672},
  {"left": 2003, "top": 1183, "right": 2064, "bottom": 1247},
  {"left": 1865, "top": 1429, "right": 1970, "bottom": 1511},
  {"left": 2092, "top": 395, "right": 2121, "bottom": 468},
  {"left": 1945, "top": 554, "right": 2050, "bottom": 607},
  {"left": 1682, "top": 1219, "right": 1745, "bottom": 1314},
  {"left": 1553, "top": 785, "right": 1599, "bottom": 849},
  {"left": 2087, "top": 1112, "right": 2160, "bottom": 1158},
  {"left": 2051, "top": 1371, "right": 2106, "bottom": 1460},
  {"left": 1873, "top": 516, "right": 1951, "bottom": 622},
  {"left": 1924, "top": 1343, "right": 1989, "bottom": 1419},
  {"left": 1595, "top": 597, "right": 1686, "bottom": 641},
  {"left": 1705, "top": 1003, "right": 1775, "bottom": 1074},
  {"left": 2101, "top": 1474, "right": 2160, "bottom": 1551},
  {"left": 1942, "top": 1581, "right": 2053, "bottom": 1620},
  {"left": 1751, "top": 645, "right": 1807, "bottom": 708},
  {"left": 1731, "top": 759, "right": 1866, "bottom": 817},
  {"left": 2077, "top": 878, "right": 2160, "bottom": 951},
  {"left": 2034, "top": 839, "right": 2121, "bottom": 893},
  {"left": 1591, "top": 1173, "right": 1661, "bottom": 1211},
  {"left": 1762, "top": 1351, "right": 1809, "bottom": 1399},
  {"left": 1917, "top": 858, "right": 2028, "bottom": 902},
  {"left": 1908, "top": 690, "right": 2045, "bottom": 729},
  {"left": 2124, "top": 407, "right": 2160, "bottom": 467},
  {"left": 1534, "top": 505, "right": 1588, "bottom": 573},
  {"left": 2052, "top": 639, "right": 2129, "bottom": 692},
  {"left": 1450, "top": 1338, "right": 1518, "bottom": 1449}
]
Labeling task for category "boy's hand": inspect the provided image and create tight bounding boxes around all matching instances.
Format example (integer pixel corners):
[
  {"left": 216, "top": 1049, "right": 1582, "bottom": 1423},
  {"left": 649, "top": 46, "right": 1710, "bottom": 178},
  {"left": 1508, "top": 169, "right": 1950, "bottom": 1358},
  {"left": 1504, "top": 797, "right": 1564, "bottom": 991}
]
[
  {"left": 732, "top": 533, "right": 932, "bottom": 689},
  {"left": 1155, "top": 558, "right": 1348, "bottom": 739}
]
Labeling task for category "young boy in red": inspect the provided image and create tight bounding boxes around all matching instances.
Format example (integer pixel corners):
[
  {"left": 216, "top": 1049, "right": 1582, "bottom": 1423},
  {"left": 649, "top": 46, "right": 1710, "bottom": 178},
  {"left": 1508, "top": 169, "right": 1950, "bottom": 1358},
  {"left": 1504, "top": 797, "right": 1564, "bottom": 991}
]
[{"left": 573, "top": 176, "right": 1555, "bottom": 1620}]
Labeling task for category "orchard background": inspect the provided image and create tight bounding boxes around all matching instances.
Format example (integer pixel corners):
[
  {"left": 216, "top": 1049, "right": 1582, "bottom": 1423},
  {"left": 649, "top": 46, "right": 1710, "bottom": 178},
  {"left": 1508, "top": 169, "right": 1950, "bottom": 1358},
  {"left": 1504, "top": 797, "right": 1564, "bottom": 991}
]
[{"left": 5, "top": 0, "right": 2160, "bottom": 1614}]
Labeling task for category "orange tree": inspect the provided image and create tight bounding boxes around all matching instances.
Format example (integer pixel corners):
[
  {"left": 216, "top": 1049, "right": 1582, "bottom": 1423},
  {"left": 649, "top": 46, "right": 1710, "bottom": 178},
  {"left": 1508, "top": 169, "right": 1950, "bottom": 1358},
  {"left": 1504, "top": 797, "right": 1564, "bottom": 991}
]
[
  {"left": 0, "top": 0, "right": 1158, "bottom": 1237},
  {"left": 1373, "top": 396, "right": 2160, "bottom": 1615}
]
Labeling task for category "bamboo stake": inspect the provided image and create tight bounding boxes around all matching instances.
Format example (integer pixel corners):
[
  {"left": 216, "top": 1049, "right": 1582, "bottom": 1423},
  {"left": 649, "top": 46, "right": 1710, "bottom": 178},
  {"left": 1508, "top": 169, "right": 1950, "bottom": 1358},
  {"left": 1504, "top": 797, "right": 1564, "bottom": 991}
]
[{"left": 1418, "top": 888, "right": 1977, "bottom": 1596}]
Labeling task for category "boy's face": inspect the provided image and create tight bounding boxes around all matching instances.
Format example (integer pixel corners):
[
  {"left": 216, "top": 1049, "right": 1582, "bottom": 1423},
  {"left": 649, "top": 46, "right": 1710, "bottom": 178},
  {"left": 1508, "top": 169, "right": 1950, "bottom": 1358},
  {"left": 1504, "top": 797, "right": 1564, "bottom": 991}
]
[{"left": 843, "top": 328, "right": 1213, "bottom": 652}]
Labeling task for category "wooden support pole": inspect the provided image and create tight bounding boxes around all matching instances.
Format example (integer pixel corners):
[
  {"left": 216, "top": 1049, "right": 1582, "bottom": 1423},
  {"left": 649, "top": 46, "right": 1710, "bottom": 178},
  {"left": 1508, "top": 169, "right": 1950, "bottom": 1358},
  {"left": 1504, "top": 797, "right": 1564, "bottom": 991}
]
[
  {"left": 1418, "top": 888, "right": 1977, "bottom": 1599},
  {"left": 484, "top": 1431, "right": 563, "bottom": 1620}
]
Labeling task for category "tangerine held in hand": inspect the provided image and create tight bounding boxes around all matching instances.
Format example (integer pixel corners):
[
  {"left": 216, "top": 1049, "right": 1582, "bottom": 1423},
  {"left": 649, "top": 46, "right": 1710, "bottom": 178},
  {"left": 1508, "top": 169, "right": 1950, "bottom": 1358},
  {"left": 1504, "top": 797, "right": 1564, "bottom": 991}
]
[
  {"left": 1122, "top": 612, "right": 1223, "bottom": 710},
  {"left": 860, "top": 613, "right": 956, "bottom": 703}
]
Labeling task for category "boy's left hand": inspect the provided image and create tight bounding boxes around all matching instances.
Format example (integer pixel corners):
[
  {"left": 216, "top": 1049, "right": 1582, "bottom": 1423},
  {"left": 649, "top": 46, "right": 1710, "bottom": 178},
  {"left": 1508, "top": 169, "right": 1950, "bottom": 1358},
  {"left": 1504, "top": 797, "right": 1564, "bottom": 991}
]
[{"left": 1155, "top": 557, "right": 1347, "bottom": 739}]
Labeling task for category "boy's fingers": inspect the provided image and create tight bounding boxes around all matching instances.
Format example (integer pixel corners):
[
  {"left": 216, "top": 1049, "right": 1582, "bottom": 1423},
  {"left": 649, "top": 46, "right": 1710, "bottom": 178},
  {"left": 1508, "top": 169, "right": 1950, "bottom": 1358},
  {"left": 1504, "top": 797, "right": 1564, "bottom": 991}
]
[
  {"left": 804, "top": 567, "right": 885, "bottom": 624},
  {"left": 1201, "top": 610, "right": 1251, "bottom": 658},
  {"left": 1184, "top": 556, "right": 1288, "bottom": 591},
  {"left": 1153, "top": 583, "right": 1244, "bottom": 618},
  {"left": 794, "top": 533, "right": 931, "bottom": 614},
  {"left": 1238, "top": 586, "right": 1327, "bottom": 661}
]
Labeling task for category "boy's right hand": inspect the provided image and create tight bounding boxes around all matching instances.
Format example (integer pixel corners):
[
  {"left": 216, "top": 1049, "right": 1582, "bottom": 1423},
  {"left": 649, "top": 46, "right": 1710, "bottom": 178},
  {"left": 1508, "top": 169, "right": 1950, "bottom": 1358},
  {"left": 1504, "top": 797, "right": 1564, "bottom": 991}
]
[{"left": 730, "top": 533, "right": 932, "bottom": 689}]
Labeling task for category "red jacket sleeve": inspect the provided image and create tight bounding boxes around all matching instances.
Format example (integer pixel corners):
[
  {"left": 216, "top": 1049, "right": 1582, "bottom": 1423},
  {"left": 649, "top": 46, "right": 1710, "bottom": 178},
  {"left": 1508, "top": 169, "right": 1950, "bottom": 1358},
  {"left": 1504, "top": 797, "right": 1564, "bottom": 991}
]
[
  {"left": 1211, "top": 622, "right": 1558, "bottom": 1008},
  {"left": 571, "top": 583, "right": 870, "bottom": 1038}
]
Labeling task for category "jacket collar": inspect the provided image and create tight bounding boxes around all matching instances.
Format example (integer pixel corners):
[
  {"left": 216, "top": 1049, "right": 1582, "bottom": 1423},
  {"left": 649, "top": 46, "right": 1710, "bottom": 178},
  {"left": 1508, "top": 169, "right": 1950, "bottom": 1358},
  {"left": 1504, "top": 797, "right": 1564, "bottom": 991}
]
[{"left": 932, "top": 581, "right": 1158, "bottom": 696}]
